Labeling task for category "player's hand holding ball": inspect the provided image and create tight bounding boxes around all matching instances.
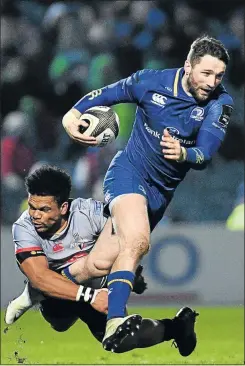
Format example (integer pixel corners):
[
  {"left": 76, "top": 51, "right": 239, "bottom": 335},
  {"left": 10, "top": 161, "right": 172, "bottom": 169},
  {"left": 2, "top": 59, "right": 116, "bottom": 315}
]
[
  {"left": 62, "top": 108, "right": 98, "bottom": 146},
  {"left": 160, "top": 129, "right": 187, "bottom": 162},
  {"left": 62, "top": 106, "right": 119, "bottom": 147}
]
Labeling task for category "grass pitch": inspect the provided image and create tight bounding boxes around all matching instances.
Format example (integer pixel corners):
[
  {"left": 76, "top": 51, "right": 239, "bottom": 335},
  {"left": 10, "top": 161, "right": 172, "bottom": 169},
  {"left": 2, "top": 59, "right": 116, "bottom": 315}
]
[{"left": 1, "top": 307, "right": 244, "bottom": 365}]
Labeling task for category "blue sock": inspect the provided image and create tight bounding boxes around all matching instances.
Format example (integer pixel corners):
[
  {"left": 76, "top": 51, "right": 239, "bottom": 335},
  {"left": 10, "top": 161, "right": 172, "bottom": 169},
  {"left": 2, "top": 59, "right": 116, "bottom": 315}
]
[{"left": 107, "top": 270, "right": 135, "bottom": 320}]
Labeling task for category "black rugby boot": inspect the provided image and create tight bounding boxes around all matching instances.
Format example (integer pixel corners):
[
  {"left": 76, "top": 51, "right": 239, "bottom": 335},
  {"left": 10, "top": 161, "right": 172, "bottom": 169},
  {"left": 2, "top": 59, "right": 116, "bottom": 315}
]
[{"left": 172, "top": 307, "right": 199, "bottom": 357}]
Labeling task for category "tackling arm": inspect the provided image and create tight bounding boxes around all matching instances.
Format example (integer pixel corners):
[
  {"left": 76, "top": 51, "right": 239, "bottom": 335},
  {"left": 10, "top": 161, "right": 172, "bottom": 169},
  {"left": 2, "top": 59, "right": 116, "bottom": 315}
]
[
  {"left": 19, "top": 255, "right": 108, "bottom": 313},
  {"left": 20, "top": 255, "right": 80, "bottom": 301}
]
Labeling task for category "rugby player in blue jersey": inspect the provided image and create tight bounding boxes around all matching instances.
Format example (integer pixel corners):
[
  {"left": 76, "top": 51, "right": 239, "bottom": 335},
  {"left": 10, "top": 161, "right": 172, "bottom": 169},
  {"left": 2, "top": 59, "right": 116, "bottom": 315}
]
[
  {"left": 63, "top": 35, "right": 233, "bottom": 352},
  {"left": 6, "top": 165, "right": 198, "bottom": 356}
]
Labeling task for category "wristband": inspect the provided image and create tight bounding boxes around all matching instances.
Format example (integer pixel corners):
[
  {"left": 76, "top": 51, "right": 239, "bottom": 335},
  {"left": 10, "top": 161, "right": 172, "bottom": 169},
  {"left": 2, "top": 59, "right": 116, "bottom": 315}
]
[
  {"left": 76, "top": 285, "right": 95, "bottom": 303},
  {"left": 177, "top": 147, "right": 187, "bottom": 162}
]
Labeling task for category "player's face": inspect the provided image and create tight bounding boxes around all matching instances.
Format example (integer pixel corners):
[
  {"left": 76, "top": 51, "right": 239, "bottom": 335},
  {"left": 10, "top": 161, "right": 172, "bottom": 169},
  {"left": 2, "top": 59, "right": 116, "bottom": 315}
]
[
  {"left": 28, "top": 195, "right": 68, "bottom": 234},
  {"left": 185, "top": 55, "right": 226, "bottom": 101}
]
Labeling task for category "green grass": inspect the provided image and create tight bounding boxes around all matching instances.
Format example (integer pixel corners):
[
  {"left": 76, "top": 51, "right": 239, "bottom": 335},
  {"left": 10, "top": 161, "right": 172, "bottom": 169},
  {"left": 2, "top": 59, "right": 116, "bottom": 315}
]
[{"left": 1, "top": 307, "right": 244, "bottom": 365}]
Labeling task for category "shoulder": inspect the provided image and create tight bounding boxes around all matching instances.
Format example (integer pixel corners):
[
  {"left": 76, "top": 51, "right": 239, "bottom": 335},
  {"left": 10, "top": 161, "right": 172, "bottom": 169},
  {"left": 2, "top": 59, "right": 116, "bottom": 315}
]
[
  {"left": 210, "top": 85, "right": 234, "bottom": 107},
  {"left": 13, "top": 210, "right": 32, "bottom": 229},
  {"left": 204, "top": 87, "right": 234, "bottom": 130},
  {"left": 132, "top": 68, "right": 174, "bottom": 84},
  {"left": 205, "top": 86, "right": 234, "bottom": 123},
  {"left": 69, "top": 197, "right": 103, "bottom": 216},
  {"left": 127, "top": 68, "right": 178, "bottom": 96},
  {"left": 70, "top": 197, "right": 88, "bottom": 210},
  {"left": 12, "top": 210, "right": 35, "bottom": 237}
]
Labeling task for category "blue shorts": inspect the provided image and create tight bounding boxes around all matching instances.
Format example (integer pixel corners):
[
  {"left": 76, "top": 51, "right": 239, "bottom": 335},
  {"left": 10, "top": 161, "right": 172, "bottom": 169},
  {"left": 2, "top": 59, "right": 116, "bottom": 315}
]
[{"left": 103, "top": 151, "right": 173, "bottom": 231}]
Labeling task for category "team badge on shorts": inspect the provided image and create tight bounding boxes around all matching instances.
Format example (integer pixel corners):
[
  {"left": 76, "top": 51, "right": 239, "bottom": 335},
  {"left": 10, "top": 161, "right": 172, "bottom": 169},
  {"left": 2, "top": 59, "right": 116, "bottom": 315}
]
[{"left": 138, "top": 185, "right": 146, "bottom": 195}]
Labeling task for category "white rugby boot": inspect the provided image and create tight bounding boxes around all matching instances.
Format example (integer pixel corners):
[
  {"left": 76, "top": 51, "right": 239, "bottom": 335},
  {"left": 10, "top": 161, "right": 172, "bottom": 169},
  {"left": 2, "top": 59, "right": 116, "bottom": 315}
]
[
  {"left": 5, "top": 282, "right": 45, "bottom": 325},
  {"left": 102, "top": 314, "right": 142, "bottom": 352}
]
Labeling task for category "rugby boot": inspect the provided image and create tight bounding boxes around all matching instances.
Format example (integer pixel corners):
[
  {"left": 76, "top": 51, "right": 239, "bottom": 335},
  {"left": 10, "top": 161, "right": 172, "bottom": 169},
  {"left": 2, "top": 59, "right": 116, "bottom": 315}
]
[
  {"left": 5, "top": 281, "right": 45, "bottom": 325},
  {"left": 172, "top": 306, "right": 199, "bottom": 357},
  {"left": 102, "top": 314, "right": 142, "bottom": 352}
]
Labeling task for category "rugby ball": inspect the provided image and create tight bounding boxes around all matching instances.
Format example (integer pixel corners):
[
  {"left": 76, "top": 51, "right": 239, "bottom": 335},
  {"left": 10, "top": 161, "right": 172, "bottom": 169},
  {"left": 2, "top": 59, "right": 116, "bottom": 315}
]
[{"left": 80, "top": 106, "right": 120, "bottom": 147}]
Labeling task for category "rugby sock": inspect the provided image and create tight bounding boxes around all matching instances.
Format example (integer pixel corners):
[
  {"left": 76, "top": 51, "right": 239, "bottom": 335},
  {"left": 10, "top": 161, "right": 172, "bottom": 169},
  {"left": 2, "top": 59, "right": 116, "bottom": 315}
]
[
  {"left": 61, "top": 267, "right": 79, "bottom": 284},
  {"left": 107, "top": 270, "right": 135, "bottom": 320}
]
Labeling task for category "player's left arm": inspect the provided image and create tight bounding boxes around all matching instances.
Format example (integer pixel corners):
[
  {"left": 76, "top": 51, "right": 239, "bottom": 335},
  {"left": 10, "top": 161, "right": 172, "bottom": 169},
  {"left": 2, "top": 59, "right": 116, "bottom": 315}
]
[
  {"left": 62, "top": 70, "right": 154, "bottom": 145},
  {"left": 161, "top": 95, "right": 234, "bottom": 169}
]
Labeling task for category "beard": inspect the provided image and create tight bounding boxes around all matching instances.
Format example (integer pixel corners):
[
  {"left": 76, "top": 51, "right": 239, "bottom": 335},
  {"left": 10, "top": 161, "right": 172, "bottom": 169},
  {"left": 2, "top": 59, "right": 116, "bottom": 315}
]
[
  {"left": 36, "top": 217, "right": 63, "bottom": 238},
  {"left": 186, "top": 73, "right": 211, "bottom": 102}
]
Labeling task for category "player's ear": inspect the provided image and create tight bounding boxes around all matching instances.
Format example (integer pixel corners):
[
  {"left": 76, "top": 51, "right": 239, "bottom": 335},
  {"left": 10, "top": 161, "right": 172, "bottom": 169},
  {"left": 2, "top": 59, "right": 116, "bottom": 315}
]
[
  {"left": 184, "top": 60, "right": 191, "bottom": 75},
  {"left": 60, "top": 201, "right": 69, "bottom": 215}
]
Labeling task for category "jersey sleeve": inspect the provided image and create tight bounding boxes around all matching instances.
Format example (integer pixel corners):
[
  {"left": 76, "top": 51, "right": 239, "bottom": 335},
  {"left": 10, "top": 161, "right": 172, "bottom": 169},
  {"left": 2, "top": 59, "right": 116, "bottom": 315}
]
[
  {"left": 13, "top": 222, "right": 45, "bottom": 264},
  {"left": 185, "top": 93, "right": 234, "bottom": 169},
  {"left": 73, "top": 69, "right": 155, "bottom": 113},
  {"left": 199, "top": 94, "right": 234, "bottom": 140}
]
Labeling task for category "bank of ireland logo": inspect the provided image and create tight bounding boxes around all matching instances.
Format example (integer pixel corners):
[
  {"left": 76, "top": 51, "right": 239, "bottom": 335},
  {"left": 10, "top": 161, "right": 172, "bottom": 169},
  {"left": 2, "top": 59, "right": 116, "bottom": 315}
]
[
  {"left": 190, "top": 107, "right": 204, "bottom": 121},
  {"left": 151, "top": 93, "right": 167, "bottom": 107}
]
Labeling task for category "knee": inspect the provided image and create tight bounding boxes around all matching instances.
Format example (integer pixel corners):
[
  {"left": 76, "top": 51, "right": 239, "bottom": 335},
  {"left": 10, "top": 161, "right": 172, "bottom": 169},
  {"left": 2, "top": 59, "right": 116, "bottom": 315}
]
[
  {"left": 136, "top": 236, "right": 150, "bottom": 257},
  {"left": 51, "top": 323, "right": 74, "bottom": 332},
  {"left": 123, "top": 233, "right": 150, "bottom": 258},
  {"left": 44, "top": 317, "right": 78, "bottom": 332},
  {"left": 40, "top": 305, "right": 78, "bottom": 332}
]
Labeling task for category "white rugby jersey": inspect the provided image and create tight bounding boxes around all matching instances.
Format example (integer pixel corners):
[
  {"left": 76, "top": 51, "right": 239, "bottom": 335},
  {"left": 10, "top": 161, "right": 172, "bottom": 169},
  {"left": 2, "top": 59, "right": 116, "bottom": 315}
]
[{"left": 13, "top": 198, "right": 107, "bottom": 270}]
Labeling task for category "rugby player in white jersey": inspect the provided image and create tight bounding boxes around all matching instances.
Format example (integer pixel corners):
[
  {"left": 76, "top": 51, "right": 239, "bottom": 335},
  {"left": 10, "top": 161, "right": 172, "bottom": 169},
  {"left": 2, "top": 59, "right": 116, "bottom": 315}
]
[{"left": 5, "top": 165, "right": 198, "bottom": 355}]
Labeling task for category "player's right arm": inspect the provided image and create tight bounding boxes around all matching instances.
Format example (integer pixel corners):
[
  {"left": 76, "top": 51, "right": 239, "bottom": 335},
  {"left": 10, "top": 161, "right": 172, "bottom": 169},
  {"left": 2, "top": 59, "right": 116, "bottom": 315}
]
[
  {"left": 62, "top": 69, "right": 153, "bottom": 145},
  {"left": 20, "top": 255, "right": 83, "bottom": 300},
  {"left": 13, "top": 223, "right": 108, "bottom": 313}
]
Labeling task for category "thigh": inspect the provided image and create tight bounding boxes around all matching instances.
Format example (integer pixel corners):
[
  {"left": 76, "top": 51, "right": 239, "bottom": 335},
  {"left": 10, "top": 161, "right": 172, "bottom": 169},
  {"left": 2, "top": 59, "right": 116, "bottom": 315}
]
[
  {"left": 104, "top": 152, "right": 150, "bottom": 235},
  {"left": 68, "top": 219, "right": 120, "bottom": 282},
  {"left": 103, "top": 151, "right": 149, "bottom": 206},
  {"left": 103, "top": 151, "right": 169, "bottom": 232},
  {"left": 40, "top": 297, "right": 79, "bottom": 332},
  {"left": 111, "top": 194, "right": 150, "bottom": 243},
  {"left": 85, "top": 218, "right": 120, "bottom": 276}
]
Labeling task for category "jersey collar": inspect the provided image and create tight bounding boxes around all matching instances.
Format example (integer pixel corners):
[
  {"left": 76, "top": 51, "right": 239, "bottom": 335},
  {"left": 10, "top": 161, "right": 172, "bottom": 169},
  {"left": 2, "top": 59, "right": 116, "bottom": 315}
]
[{"left": 173, "top": 67, "right": 196, "bottom": 102}]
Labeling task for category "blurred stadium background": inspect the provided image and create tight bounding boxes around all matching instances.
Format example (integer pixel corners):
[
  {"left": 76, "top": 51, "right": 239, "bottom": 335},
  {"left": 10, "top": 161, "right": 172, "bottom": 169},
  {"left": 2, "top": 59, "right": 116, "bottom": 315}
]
[{"left": 1, "top": 0, "right": 244, "bottom": 364}]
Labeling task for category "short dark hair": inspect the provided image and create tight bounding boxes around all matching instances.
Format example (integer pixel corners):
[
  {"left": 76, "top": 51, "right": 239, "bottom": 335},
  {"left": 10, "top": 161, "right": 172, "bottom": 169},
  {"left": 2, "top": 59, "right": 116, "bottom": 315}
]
[
  {"left": 187, "top": 35, "right": 230, "bottom": 66},
  {"left": 25, "top": 165, "right": 72, "bottom": 206}
]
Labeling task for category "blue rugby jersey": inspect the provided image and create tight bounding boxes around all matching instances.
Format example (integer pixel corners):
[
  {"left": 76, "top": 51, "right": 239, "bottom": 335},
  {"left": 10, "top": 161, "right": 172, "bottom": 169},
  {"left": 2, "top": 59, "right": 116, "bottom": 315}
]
[{"left": 74, "top": 68, "right": 233, "bottom": 192}]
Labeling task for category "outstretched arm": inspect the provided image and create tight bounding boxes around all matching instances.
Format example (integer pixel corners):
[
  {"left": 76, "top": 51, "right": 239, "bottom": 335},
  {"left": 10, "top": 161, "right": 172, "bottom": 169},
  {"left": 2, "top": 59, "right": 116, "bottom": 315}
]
[{"left": 19, "top": 255, "right": 108, "bottom": 313}]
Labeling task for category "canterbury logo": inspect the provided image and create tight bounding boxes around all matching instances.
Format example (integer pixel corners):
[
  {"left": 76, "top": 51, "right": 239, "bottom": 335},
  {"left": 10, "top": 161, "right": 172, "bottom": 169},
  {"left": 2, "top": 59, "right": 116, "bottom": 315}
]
[
  {"left": 151, "top": 93, "right": 167, "bottom": 107},
  {"left": 88, "top": 89, "right": 102, "bottom": 100},
  {"left": 192, "top": 148, "right": 204, "bottom": 164}
]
